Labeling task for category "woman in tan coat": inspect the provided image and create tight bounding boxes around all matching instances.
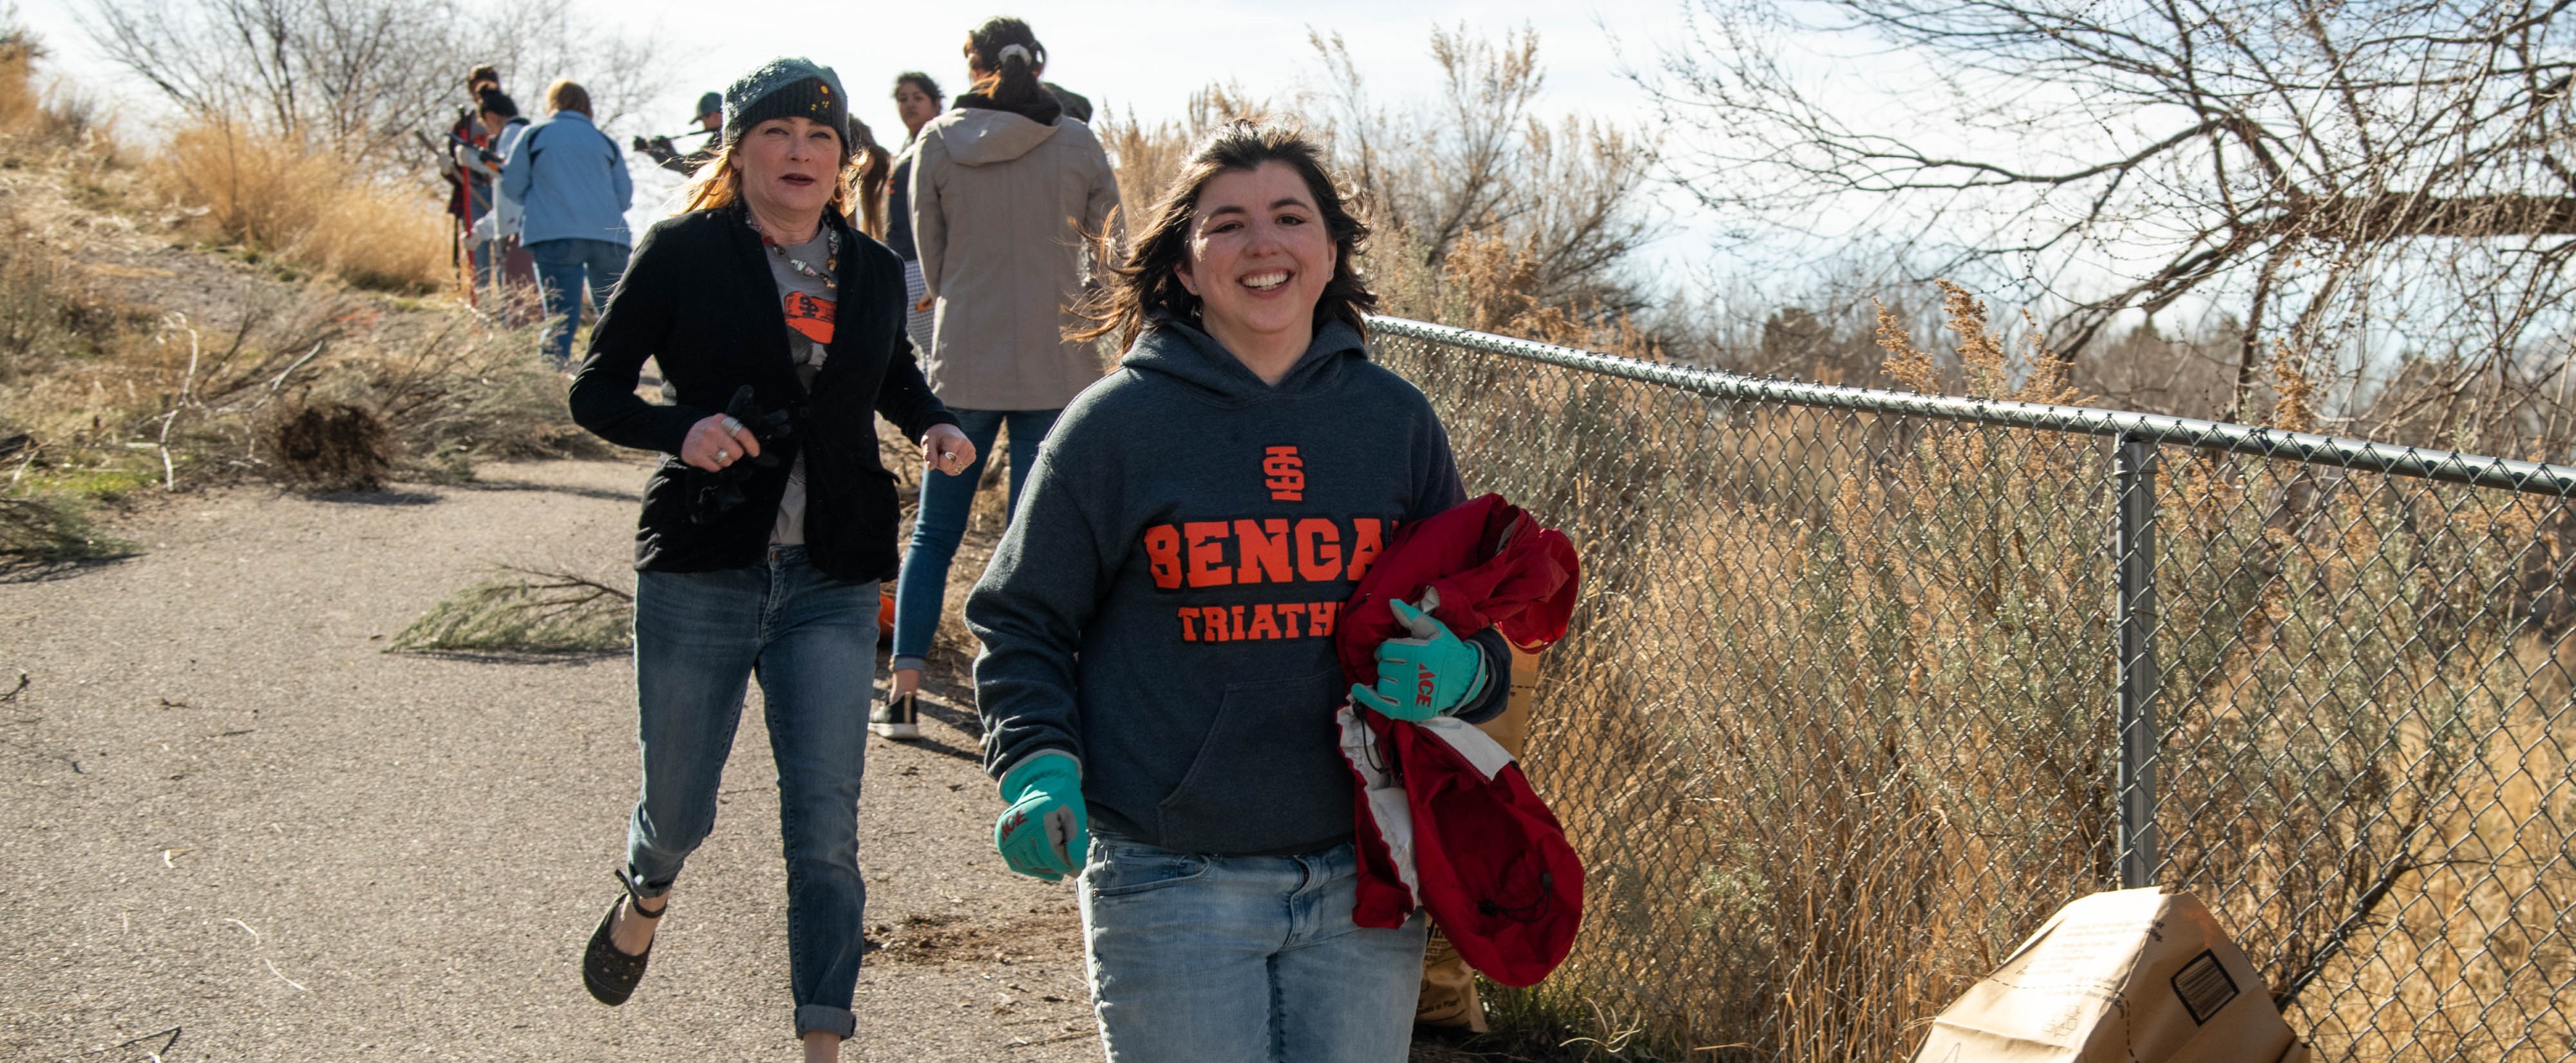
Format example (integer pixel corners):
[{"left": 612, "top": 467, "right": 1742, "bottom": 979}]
[{"left": 880, "top": 16, "right": 1120, "bottom": 737}]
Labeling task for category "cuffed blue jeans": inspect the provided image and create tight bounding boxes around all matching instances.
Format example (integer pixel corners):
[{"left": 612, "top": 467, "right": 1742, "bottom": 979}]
[
  {"left": 889, "top": 407, "right": 1060, "bottom": 673},
  {"left": 625, "top": 547, "right": 876, "bottom": 1039},
  {"left": 1079, "top": 838, "right": 1429, "bottom": 1062},
  {"left": 530, "top": 237, "right": 629, "bottom": 368}
]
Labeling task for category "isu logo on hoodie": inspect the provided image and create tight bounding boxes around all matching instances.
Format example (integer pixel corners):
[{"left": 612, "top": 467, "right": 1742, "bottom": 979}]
[
  {"left": 1264, "top": 446, "right": 1305, "bottom": 502},
  {"left": 1133, "top": 444, "right": 1390, "bottom": 644}
]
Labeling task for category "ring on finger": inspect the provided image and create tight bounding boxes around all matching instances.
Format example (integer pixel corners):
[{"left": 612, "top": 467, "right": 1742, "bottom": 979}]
[{"left": 715, "top": 448, "right": 729, "bottom": 461}]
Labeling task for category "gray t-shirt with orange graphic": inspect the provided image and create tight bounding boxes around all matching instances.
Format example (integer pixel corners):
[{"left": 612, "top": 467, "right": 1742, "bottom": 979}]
[{"left": 766, "top": 228, "right": 836, "bottom": 545}]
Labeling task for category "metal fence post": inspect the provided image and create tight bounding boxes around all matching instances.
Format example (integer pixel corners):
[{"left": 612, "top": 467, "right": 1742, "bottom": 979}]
[{"left": 2114, "top": 434, "right": 2161, "bottom": 889}]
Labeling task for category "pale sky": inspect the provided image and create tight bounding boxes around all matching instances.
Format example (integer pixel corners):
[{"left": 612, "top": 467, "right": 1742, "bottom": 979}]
[
  {"left": 10, "top": 0, "right": 1725, "bottom": 276},
  {"left": 8, "top": 0, "right": 1672, "bottom": 146}
]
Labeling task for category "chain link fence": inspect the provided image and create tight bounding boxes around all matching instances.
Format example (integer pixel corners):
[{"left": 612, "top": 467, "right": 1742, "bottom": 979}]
[{"left": 1365, "top": 315, "right": 2576, "bottom": 1062}]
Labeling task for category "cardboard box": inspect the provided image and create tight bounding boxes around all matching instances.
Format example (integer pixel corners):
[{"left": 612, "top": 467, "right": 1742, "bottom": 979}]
[{"left": 1911, "top": 888, "right": 2302, "bottom": 1063}]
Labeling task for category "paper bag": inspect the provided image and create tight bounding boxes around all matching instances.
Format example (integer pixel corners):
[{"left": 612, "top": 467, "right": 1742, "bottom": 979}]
[{"left": 1911, "top": 888, "right": 2301, "bottom": 1063}]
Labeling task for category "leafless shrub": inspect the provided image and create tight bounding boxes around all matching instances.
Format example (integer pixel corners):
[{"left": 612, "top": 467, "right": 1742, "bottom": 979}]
[
  {"left": 1095, "top": 84, "right": 1269, "bottom": 229},
  {"left": 1092, "top": 26, "right": 1665, "bottom": 356},
  {"left": 355, "top": 314, "right": 612, "bottom": 473},
  {"left": 1311, "top": 24, "right": 1661, "bottom": 319},
  {"left": 1645, "top": 0, "right": 2576, "bottom": 452},
  {"left": 79, "top": 0, "right": 668, "bottom": 176}
]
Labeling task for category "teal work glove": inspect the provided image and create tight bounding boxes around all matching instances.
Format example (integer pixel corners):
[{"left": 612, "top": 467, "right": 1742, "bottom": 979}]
[
  {"left": 994, "top": 753, "right": 1088, "bottom": 883},
  {"left": 1349, "top": 598, "right": 1488, "bottom": 722}
]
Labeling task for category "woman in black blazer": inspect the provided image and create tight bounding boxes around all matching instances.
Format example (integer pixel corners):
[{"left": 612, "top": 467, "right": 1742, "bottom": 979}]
[{"left": 564, "top": 57, "right": 973, "bottom": 1063}]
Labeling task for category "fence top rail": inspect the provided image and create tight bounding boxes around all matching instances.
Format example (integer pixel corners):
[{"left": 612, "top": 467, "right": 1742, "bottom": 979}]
[{"left": 1367, "top": 315, "right": 2576, "bottom": 497}]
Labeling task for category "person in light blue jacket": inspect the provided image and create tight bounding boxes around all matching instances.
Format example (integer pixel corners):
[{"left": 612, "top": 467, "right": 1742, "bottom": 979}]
[{"left": 501, "top": 79, "right": 634, "bottom": 366}]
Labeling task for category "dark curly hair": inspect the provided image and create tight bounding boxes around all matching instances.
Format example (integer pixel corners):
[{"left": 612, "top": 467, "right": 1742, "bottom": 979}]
[
  {"left": 893, "top": 71, "right": 943, "bottom": 104},
  {"left": 1072, "top": 121, "right": 1376, "bottom": 350}
]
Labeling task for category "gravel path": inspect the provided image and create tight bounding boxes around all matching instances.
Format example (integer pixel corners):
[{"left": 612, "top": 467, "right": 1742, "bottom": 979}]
[{"left": 0, "top": 460, "right": 1098, "bottom": 1062}]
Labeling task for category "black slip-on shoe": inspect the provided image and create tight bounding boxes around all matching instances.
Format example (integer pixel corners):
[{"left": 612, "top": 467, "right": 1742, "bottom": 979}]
[{"left": 582, "top": 885, "right": 662, "bottom": 1006}]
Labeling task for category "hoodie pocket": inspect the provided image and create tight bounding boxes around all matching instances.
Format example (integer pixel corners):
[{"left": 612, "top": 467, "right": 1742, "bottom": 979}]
[{"left": 1155, "top": 668, "right": 1347, "bottom": 852}]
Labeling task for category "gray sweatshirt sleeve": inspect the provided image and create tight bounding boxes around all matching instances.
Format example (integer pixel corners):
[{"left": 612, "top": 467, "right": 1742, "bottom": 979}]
[
  {"left": 1410, "top": 400, "right": 1468, "bottom": 523},
  {"left": 966, "top": 424, "right": 1115, "bottom": 780}
]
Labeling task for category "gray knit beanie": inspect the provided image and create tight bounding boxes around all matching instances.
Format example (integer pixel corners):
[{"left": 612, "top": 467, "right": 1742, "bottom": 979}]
[{"left": 723, "top": 57, "right": 850, "bottom": 156}]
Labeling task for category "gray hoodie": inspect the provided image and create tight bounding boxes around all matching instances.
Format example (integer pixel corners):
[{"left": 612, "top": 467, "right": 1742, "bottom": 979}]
[
  {"left": 908, "top": 107, "right": 1122, "bottom": 411},
  {"left": 967, "top": 318, "right": 1508, "bottom": 856}
]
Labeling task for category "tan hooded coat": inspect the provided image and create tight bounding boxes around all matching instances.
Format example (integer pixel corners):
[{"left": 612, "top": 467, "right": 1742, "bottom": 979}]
[{"left": 908, "top": 107, "right": 1122, "bottom": 411}]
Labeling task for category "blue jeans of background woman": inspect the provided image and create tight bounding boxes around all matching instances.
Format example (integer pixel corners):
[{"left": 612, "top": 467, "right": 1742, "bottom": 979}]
[
  {"left": 889, "top": 407, "right": 1060, "bottom": 674},
  {"left": 625, "top": 546, "right": 878, "bottom": 1039},
  {"left": 531, "top": 237, "right": 630, "bottom": 368},
  {"left": 1081, "top": 837, "right": 1428, "bottom": 1061}
]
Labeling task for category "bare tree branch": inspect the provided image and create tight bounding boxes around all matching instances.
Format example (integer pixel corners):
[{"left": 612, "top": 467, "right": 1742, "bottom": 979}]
[
  {"left": 77, "top": 0, "right": 668, "bottom": 174},
  {"left": 1645, "top": 0, "right": 2576, "bottom": 441}
]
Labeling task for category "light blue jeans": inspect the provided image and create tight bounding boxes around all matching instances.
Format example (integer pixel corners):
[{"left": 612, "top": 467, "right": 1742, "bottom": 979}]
[
  {"left": 889, "top": 406, "right": 1061, "bottom": 672},
  {"left": 530, "top": 237, "right": 629, "bottom": 368},
  {"left": 625, "top": 547, "right": 877, "bottom": 1039},
  {"left": 1079, "top": 838, "right": 1429, "bottom": 1062}
]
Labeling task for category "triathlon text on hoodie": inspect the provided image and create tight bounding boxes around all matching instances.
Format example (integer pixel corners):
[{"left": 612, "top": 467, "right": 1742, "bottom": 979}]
[{"left": 1139, "top": 446, "right": 1394, "bottom": 644}]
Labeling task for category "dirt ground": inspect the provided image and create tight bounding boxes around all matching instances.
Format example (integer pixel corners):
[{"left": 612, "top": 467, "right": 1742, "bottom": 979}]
[
  {"left": 0, "top": 458, "right": 1503, "bottom": 1063},
  {"left": 0, "top": 459, "right": 1100, "bottom": 1062}
]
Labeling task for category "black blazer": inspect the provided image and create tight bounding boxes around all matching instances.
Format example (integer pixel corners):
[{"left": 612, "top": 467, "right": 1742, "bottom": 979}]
[{"left": 569, "top": 205, "right": 960, "bottom": 583}]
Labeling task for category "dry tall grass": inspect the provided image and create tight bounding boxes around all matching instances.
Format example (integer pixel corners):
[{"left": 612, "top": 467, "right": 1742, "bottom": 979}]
[
  {"left": 1375, "top": 288, "right": 2576, "bottom": 1061},
  {"left": 0, "top": 18, "right": 598, "bottom": 520},
  {"left": 1095, "top": 86, "right": 1270, "bottom": 235},
  {"left": 150, "top": 118, "right": 451, "bottom": 294}
]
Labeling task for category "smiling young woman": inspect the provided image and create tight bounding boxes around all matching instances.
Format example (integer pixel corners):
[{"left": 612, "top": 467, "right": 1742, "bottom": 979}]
[
  {"left": 965, "top": 122, "right": 1516, "bottom": 1062},
  {"left": 564, "top": 56, "right": 976, "bottom": 1063}
]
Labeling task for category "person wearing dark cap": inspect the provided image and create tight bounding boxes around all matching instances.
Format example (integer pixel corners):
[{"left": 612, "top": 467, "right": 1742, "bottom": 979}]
[
  {"left": 566, "top": 55, "right": 975, "bottom": 1063},
  {"left": 635, "top": 91, "right": 724, "bottom": 175}
]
